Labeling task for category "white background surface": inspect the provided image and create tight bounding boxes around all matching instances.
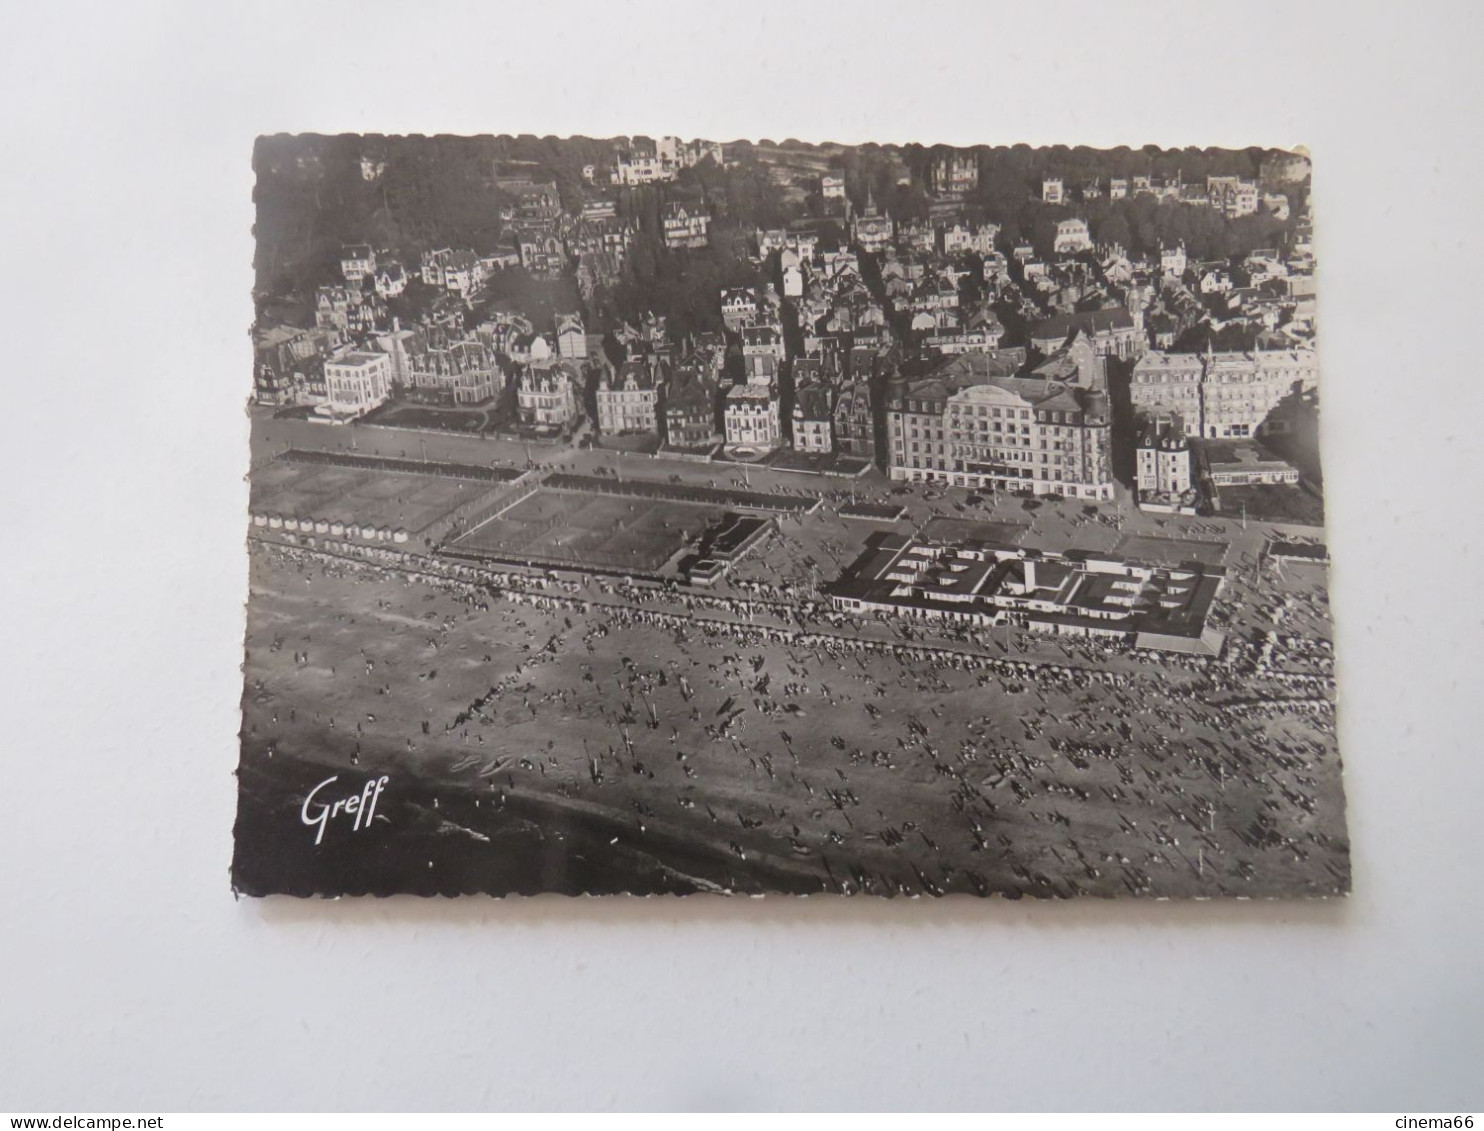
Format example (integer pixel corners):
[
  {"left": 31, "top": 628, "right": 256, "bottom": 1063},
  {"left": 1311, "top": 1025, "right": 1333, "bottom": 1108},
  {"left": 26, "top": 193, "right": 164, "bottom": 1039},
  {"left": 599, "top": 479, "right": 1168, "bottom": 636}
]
[{"left": 2, "top": 0, "right": 1481, "bottom": 1113}]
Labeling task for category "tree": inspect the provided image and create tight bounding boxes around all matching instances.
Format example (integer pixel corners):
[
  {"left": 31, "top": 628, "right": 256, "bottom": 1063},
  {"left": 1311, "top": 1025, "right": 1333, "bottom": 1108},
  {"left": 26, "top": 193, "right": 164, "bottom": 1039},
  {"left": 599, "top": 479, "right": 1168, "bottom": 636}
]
[{"left": 1094, "top": 211, "right": 1132, "bottom": 252}]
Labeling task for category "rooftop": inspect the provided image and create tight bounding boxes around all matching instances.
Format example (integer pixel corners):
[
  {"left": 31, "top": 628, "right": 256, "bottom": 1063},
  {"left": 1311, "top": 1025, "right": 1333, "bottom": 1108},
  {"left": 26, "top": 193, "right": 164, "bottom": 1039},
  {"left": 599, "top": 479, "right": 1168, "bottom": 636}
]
[
  {"left": 1203, "top": 441, "right": 1298, "bottom": 473},
  {"left": 828, "top": 533, "right": 1226, "bottom": 645},
  {"left": 1031, "top": 308, "right": 1134, "bottom": 342},
  {"left": 726, "top": 384, "right": 775, "bottom": 404},
  {"left": 333, "top": 351, "right": 386, "bottom": 367}
]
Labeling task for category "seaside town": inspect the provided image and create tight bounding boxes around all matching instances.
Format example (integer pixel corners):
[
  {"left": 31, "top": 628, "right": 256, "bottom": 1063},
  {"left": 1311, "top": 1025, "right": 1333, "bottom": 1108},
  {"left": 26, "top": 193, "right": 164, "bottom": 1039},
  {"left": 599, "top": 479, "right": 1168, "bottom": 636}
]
[{"left": 234, "top": 136, "right": 1344, "bottom": 899}]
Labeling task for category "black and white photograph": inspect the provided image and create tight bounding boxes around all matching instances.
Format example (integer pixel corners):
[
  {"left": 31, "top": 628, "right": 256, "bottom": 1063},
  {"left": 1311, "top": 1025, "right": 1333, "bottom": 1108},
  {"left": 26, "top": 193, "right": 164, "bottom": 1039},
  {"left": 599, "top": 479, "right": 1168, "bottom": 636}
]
[
  {"left": 8, "top": 0, "right": 1484, "bottom": 1115},
  {"left": 233, "top": 134, "right": 1345, "bottom": 899}
]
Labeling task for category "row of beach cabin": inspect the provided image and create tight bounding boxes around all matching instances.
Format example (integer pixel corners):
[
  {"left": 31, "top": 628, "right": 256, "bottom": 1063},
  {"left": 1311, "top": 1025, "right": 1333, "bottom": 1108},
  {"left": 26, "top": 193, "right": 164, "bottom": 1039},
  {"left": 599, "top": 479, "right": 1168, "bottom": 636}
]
[{"left": 252, "top": 513, "right": 410, "bottom": 543}]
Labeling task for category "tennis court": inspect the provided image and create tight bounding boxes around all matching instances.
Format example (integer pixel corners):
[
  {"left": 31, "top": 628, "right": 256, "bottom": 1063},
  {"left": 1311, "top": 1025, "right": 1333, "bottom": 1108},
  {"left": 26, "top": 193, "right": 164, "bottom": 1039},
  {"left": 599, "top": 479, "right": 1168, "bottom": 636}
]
[
  {"left": 450, "top": 489, "right": 727, "bottom": 571},
  {"left": 249, "top": 462, "right": 483, "bottom": 534}
]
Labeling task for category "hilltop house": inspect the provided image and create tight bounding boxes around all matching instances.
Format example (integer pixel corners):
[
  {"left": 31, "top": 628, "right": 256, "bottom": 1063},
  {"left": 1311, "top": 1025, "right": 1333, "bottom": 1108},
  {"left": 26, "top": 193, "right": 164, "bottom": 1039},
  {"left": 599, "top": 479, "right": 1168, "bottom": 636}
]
[
  {"left": 340, "top": 244, "right": 376, "bottom": 282},
  {"left": 662, "top": 202, "right": 710, "bottom": 249},
  {"left": 372, "top": 262, "right": 407, "bottom": 298},
  {"left": 850, "top": 190, "right": 894, "bottom": 253},
  {"left": 1053, "top": 218, "right": 1093, "bottom": 255},
  {"left": 1161, "top": 243, "right": 1188, "bottom": 279}
]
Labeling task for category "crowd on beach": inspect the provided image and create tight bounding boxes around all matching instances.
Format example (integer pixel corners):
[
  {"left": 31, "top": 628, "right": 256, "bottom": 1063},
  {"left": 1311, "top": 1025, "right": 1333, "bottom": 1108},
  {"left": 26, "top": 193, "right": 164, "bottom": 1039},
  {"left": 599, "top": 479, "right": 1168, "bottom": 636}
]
[{"left": 239, "top": 525, "right": 1346, "bottom": 898}]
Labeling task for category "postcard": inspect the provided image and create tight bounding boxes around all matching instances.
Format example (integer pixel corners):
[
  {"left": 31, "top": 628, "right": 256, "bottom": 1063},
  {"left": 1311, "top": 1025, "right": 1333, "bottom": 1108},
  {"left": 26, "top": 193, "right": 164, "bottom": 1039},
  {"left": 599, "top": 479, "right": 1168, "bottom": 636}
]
[{"left": 233, "top": 135, "right": 1344, "bottom": 897}]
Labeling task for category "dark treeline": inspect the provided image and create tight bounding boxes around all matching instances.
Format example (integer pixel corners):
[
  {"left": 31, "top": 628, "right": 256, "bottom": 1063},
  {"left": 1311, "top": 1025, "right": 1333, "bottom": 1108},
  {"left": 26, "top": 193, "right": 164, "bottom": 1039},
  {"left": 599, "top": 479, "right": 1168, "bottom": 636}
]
[{"left": 253, "top": 134, "right": 1305, "bottom": 330}]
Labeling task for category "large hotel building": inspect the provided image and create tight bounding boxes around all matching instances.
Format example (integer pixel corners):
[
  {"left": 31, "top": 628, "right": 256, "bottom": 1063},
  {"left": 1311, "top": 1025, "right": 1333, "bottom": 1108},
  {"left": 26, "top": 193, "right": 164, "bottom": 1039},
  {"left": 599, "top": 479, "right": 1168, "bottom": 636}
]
[
  {"left": 886, "top": 343, "right": 1115, "bottom": 500},
  {"left": 1131, "top": 347, "right": 1318, "bottom": 439}
]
